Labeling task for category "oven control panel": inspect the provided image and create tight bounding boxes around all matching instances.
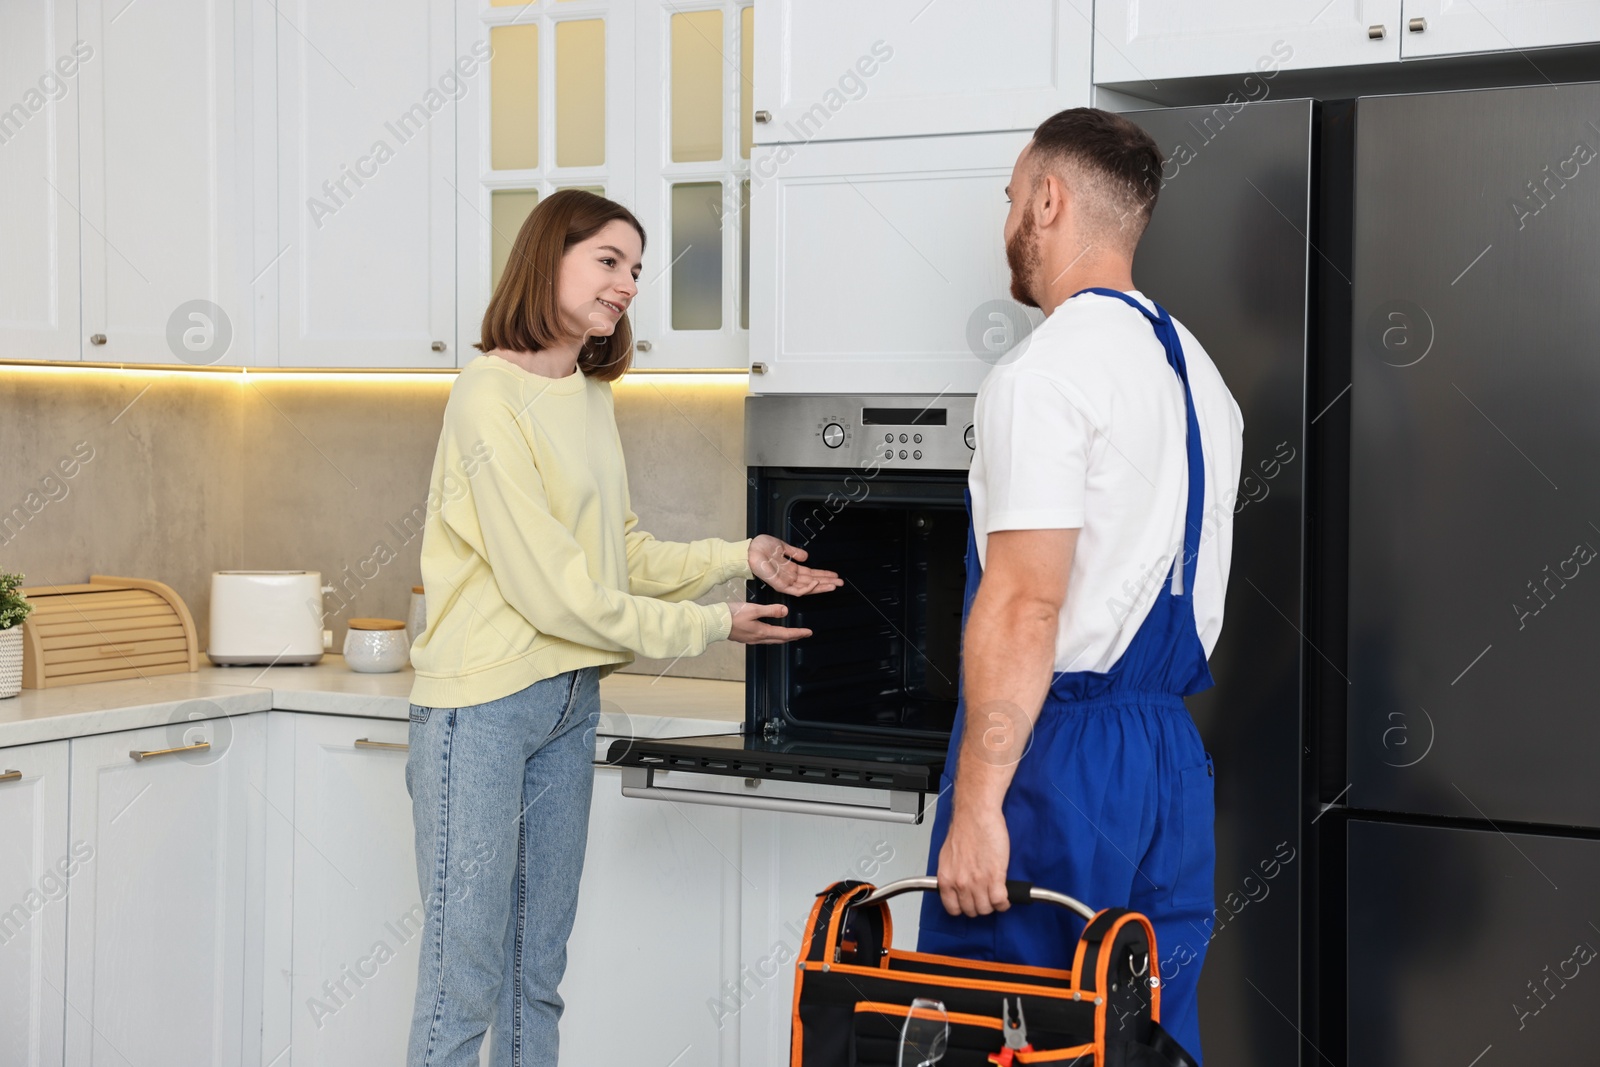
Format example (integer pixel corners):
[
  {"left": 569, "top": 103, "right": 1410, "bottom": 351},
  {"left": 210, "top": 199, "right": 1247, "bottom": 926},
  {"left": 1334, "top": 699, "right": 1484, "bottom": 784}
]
[{"left": 745, "top": 394, "right": 977, "bottom": 471}]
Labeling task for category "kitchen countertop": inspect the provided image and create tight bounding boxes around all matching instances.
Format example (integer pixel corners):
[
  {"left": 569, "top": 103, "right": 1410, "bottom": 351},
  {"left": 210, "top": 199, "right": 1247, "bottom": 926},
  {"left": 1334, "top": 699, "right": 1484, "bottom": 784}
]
[{"left": 0, "top": 656, "right": 743, "bottom": 749}]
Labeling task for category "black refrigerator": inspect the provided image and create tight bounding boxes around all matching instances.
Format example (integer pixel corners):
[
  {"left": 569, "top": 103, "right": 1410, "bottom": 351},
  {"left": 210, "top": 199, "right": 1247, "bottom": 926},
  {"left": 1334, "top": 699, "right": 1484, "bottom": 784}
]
[
  {"left": 1123, "top": 83, "right": 1600, "bottom": 1067},
  {"left": 1342, "top": 83, "right": 1600, "bottom": 1067},
  {"left": 1124, "top": 99, "right": 1320, "bottom": 1067}
]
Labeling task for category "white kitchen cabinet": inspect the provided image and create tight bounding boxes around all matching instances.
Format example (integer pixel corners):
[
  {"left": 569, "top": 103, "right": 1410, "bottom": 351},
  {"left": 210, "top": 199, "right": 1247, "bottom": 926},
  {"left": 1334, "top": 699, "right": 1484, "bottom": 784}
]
[
  {"left": 275, "top": 0, "right": 457, "bottom": 368},
  {"left": 561, "top": 765, "right": 743, "bottom": 1063},
  {"left": 0, "top": 740, "right": 71, "bottom": 1067},
  {"left": 749, "top": 129, "right": 1028, "bottom": 394},
  {"left": 629, "top": 0, "right": 748, "bottom": 370},
  {"left": 271, "top": 713, "right": 421, "bottom": 1066},
  {"left": 1093, "top": 0, "right": 1400, "bottom": 85},
  {"left": 77, "top": 0, "right": 249, "bottom": 366},
  {"left": 751, "top": 0, "right": 1092, "bottom": 143},
  {"left": 0, "top": 0, "right": 81, "bottom": 362},
  {"left": 735, "top": 803, "right": 934, "bottom": 1065},
  {"left": 63, "top": 713, "right": 262, "bottom": 1066},
  {"left": 461, "top": 1, "right": 641, "bottom": 368},
  {"left": 1399, "top": 0, "right": 1600, "bottom": 58}
]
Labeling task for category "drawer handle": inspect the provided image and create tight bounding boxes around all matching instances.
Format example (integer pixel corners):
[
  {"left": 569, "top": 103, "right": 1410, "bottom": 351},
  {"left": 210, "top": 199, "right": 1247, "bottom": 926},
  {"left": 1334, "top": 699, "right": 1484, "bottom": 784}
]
[
  {"left": 1408, "top": 16, "right": 1426, "bottom": 31},
  {"left": 354, "top": 738, "right": 409, "bottom": 752},
  {"left": 89, "top": 333, "right": 107, "bottom": 345},
  {"left": 754, "top": 109, "right": 771, "bottom": 123},
  {"left": 0, "top": 769, "right": 21, "bottom": 784},
  {"left": 1367, "top": 23, "right": 1387, "bottom": 39},
  {"left": 431, "top": 341, "right": 447, "bottom": 352},
  {"left": 99, "top": 645, "right": 136, "bottom": 656},
  {"left": 129, "top": 741, "right": 209, "bottom": 762}
]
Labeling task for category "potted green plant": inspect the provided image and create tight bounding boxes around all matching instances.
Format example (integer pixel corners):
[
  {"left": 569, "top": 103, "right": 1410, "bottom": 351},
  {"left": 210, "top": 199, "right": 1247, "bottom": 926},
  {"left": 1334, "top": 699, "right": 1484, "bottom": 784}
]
[{"left": 0, "top": 571, "right": 32, "bottom": 699}]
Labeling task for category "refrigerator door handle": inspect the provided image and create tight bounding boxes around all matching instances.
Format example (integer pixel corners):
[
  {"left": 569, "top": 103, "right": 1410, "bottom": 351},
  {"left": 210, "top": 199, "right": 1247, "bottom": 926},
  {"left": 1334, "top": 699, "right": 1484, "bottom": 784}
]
[{"left": 618, "top": 765, "right": 927, "bottom": 824}]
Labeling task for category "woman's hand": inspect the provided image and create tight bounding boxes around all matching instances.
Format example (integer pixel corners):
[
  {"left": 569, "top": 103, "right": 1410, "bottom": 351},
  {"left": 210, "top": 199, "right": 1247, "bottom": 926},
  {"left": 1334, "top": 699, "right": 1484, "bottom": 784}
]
[
  {"left": 727, "top": 601, "right": 811, "bottom": 644},
  {"left": 748, "top": 535, "right": 843, "bottom": 596}
]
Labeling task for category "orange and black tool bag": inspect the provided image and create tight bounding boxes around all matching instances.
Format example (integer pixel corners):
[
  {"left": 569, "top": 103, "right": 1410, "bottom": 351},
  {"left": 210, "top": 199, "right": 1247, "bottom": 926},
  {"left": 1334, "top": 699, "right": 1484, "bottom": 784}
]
[{"left": 790, "top": 878, "right": 1199, "bottom": 1067}]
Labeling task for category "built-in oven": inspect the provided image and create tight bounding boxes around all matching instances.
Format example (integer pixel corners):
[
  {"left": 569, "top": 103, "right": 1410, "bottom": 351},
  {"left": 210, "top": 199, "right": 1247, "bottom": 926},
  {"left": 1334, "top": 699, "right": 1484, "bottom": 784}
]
[{"left": 604, "top": 394, "right": 976, "bottom": 823}]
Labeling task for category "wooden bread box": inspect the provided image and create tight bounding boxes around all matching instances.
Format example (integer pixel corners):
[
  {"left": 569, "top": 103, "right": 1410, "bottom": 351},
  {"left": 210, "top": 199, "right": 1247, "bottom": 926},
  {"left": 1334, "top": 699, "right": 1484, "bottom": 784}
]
[{"left": 19, "top": 575, "right": 200, "bottom": 688}]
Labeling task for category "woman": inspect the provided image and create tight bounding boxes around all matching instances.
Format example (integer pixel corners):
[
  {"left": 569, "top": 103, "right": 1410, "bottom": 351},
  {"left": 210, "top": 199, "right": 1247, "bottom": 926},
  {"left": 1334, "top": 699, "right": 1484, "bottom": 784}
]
[{"left": 404, "top": 189, "right": 838, "bottom": 1066}]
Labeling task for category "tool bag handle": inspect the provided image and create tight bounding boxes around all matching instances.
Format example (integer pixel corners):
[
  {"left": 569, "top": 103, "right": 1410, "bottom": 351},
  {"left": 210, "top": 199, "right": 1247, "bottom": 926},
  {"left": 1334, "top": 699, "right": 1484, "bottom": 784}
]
[{"left": 852, "top": 876, "right": 1097, "bottom": 921}]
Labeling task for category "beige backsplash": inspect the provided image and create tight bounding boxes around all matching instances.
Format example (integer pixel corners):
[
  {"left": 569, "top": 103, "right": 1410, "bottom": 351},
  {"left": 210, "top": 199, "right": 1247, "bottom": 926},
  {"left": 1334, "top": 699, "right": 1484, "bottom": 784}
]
[{"left": 0, "top": 366, "right": 749, "bottom": 683}]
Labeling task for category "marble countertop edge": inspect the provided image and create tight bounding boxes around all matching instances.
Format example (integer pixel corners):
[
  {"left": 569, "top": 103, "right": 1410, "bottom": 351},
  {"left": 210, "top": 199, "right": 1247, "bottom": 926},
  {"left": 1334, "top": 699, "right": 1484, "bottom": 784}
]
[{"left": 0, "top": 658, "right": 744, "bottom": 749}]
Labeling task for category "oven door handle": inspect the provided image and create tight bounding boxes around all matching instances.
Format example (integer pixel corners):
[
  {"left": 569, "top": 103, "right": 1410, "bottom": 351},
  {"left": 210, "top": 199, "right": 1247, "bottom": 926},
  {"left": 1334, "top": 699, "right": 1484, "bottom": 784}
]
[{"left": 617, "top": 766, "right": 926, "bottom": 824}]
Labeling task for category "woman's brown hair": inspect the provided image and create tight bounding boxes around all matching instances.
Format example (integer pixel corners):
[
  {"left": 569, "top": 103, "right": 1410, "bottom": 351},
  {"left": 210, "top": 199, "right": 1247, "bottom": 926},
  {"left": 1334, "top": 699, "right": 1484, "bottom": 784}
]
[{"left": 477, "top": 189, "right": 646, "bottom": 382}]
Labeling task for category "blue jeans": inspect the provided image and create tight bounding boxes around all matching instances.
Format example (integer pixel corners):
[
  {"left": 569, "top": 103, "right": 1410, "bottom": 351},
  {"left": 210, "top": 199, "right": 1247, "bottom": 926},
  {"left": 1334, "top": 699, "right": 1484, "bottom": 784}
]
[{"left": 404, "top": 667, "right": 601, "bottom": 1067}]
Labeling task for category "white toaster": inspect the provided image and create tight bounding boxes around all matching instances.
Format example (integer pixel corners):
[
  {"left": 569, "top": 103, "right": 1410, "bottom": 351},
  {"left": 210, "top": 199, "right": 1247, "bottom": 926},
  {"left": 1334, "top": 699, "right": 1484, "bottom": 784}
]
[{"left": 207, "top": 571, "right": 331, "bottom": 666}]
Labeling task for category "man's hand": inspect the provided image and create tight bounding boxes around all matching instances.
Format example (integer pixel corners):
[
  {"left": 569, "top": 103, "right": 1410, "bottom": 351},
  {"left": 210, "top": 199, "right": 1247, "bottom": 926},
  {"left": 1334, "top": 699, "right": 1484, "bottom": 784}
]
[
  {"left": 749, "top": 534, "right": 843, "bottom": 596},
  {"left": 936, "top": 803, "right": 1012, "bottom": 917}
]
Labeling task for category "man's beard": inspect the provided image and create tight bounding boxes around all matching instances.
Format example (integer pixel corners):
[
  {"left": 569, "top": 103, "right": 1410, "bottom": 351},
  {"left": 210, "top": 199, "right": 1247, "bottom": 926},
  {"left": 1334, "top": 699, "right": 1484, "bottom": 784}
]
[{"left": 1005, "top": 209, "right": 1041, "bottom": 309}]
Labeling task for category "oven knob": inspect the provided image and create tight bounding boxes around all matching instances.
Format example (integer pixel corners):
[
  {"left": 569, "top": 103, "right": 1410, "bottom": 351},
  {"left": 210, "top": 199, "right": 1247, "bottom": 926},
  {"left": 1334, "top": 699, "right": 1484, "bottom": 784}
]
[
  {"left": 822, "top": 422, "right": 845, "bottom": 448},
  {"left": 963, "top": 424, "right": 976, "bottom": 450}
]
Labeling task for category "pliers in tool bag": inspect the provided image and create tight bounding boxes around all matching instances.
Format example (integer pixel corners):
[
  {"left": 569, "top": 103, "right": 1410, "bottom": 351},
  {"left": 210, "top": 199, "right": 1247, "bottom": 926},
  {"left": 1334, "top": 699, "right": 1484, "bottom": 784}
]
[{"left": 988, "top": 997, "right": 1033, "bottom": 1065}]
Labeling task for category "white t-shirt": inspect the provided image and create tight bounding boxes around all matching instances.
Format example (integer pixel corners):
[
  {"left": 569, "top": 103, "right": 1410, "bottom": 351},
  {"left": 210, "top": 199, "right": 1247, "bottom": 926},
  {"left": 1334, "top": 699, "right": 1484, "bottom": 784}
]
[{"left": 970, "top": 289, "right": 1244, "bottom": 674}]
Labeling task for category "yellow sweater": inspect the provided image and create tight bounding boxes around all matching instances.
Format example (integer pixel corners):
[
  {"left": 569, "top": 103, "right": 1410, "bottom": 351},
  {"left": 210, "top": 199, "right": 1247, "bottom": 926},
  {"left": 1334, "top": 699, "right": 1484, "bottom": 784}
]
[{"left": 408, "top": 354, "right": 753, "bottom": 708}]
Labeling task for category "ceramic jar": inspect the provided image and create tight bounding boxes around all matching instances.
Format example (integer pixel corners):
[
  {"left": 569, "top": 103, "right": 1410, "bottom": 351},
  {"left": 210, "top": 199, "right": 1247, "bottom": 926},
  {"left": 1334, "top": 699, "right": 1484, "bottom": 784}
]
[
  {"left": 406, "top": 586, "right": 427, "bottom": 646},
  {"left": 343, "top": 617, "right": 410, "bottom": 673}
]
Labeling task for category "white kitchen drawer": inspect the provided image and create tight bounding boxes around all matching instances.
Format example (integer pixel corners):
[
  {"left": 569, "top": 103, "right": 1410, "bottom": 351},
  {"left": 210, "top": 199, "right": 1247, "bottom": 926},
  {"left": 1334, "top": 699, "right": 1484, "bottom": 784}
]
[
  {"left": 0, "top": 739, "right": 70, "bottom": 1067},
  {"left": 63, "top": 712, "right": 263, "bottom": 1066}
]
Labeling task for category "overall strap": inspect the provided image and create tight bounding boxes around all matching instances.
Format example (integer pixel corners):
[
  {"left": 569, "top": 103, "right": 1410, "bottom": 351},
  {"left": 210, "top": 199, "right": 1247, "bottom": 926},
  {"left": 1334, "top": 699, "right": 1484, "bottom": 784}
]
[{"left": 1070, "top": 287, "right": 1205, "bottom": 598}]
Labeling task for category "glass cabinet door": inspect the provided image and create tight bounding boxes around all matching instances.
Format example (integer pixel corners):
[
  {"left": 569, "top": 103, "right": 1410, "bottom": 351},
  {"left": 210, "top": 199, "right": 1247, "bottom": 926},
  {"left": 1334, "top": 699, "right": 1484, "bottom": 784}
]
[
  {"left": 628, "top": 0, "right": 753, "bottom": 370},
  {"left": 461, "top": 0, "right": 635, "bottom": 358}
]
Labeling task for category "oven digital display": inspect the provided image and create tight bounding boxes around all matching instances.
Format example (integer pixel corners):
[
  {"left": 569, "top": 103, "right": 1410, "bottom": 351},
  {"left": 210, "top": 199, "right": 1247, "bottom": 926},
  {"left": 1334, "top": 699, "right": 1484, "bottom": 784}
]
[{"left": 860, "top": 407, "right": 947, "bottom": 426}]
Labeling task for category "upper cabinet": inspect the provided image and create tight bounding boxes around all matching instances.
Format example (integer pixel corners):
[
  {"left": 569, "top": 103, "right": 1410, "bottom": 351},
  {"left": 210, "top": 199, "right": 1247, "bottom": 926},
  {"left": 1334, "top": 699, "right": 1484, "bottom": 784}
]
[
  {"left": 751, "top": 0, "right": 1093, "bottom": 143},
  {"left": 1094, "top": 0, "right": 1401, "bottom": 84},
  {"left": 459, "top": 0, "right": 639, "bottom": 365},
  {"left": 0, "top": 0, "right": 81, "bottom": 362},
  {"left": 1398, "top": 0, "right": 1600, "bottom": 58},
  {"left": 628, "top": 0, "right": 752, "bottom": 369},
  {"left": 275, "top": 0, "right": 458, "bottom": 368},
  {"left": 749, "top": 130, "right": 1029, "bottom": 395},
  {"left": 78, "top": 0, "right": 248, "bottom": 366}
]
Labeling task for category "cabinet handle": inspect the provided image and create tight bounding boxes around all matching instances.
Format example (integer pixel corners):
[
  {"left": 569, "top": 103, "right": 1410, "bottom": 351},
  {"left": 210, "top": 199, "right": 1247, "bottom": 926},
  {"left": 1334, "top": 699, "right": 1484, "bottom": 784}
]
[
  {"left": 354, "top": 737, "right": 409, "bottom": 751},
  {"left": 754, "top": 109, "right": 771, "bottom": 123},
  {"left": 431, "top": 341, "right": 447, "bottom": 352},
  {"left": 635, "top": 340, "right": 652, "bottom": 353},
  {"left": 89, "top": 333, "right": 107, "bottom": 345},
  {"left": 1408, "top": 16, "right": 1426, "bottom": 31},
  {"left": 129, "top": 741, "right": 209, "bottom": 762},
  {"left": 0, "top": 770, "right": 21, "bottom": 784},
  {"left": 1367, "top": 23, "right": 1387, "bottom": 39},
  {"left": 750, "top": 361, "right": 768, "bottom": 374}
]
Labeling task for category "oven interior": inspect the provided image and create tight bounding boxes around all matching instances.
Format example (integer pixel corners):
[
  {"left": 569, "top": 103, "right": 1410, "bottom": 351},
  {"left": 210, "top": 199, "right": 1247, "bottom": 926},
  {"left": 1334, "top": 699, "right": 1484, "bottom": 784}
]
[{"left": 748, "top": 468, "right": 969, "bottom": 743}]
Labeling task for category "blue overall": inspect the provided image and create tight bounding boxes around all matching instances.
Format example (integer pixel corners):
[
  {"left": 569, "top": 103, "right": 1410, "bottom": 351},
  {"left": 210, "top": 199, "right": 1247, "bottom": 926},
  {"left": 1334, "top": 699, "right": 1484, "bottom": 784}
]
[{"left": 918, "top": 289, "right": 1217, "bottom": 1063}]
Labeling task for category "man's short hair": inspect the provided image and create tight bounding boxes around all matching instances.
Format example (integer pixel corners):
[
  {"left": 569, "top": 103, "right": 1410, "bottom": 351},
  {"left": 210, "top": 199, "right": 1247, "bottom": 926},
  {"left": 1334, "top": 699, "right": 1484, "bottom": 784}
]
[{"left": 1028, "top": 108, "right": 1165, "bottom": 252}]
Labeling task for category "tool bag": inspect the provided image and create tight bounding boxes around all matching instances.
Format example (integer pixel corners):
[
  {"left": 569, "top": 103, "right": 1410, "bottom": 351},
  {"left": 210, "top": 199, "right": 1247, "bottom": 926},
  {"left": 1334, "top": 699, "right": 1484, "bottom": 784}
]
[{"left": 790, "top": 878, "right": 1199, "bottom": 1067}]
